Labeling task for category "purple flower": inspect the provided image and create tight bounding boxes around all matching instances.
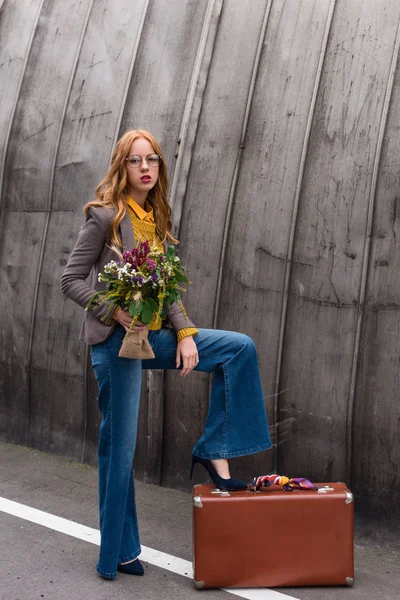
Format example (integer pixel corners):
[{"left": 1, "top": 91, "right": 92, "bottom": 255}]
[
  {"left": 151, "top": 273, "right": 158, "bottom": 282},
  {"left": 130, "top": 274, "right": 144, "bottom": 286},
  {"left": 130, "top": 240, "right": 151, "bottom": 268}
]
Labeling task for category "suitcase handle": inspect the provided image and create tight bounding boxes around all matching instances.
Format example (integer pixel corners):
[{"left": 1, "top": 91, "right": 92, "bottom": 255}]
[{"left": 248, "top": 474, "right": 318, "bottom": 492}]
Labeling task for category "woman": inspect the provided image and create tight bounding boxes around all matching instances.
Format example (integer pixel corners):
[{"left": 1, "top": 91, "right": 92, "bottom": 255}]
[{"left": 61, "top": 129, "right": 271, "bottom": 580}]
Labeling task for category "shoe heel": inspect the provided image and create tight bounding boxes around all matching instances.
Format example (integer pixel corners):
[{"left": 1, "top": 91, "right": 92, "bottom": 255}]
[{"left": 190, "top": 454, "right": 247, "bottom": 491}]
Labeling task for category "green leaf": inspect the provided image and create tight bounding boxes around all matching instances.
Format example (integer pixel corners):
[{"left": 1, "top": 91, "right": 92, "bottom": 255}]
[
  {"left": 129, "top": 299, "right": 143, "bottom": 317},
  {"left": 174, "top": 269, "right": 188, "bottom": 283},
  {"left": 141, "top": 298, "right": 159, "bottom": 324},
  {"left": 166, "top": 245, "right": 175, "bottom": 259},
  {"left": 86, "top": 291, "right": 101, "bottom": 311}
]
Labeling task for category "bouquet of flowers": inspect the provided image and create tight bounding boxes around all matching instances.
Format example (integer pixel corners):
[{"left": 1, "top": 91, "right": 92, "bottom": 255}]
[{"left": 87, "top": 240, "right": 190, "bottom": 359}]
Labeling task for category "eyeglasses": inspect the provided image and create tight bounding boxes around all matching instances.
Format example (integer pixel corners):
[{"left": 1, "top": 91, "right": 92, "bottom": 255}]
[{"left": 126, "top": 154, "right": 161, "bottom": 168}]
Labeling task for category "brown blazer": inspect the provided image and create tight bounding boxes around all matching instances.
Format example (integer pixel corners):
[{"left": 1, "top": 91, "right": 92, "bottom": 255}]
[{"left": 60, "top": 206, "right": 195, "bottom": 345}]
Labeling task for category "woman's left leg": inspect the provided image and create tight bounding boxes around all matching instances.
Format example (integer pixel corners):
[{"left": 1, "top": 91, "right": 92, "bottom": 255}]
[{"left": 145, "top": 328, "right": 271, "bottom": 459}]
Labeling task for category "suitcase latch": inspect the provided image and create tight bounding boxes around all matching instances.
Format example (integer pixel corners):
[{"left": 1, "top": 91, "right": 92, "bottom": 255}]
[
  {"left": 317, "top": 486, "right": 334, "bottom": 493},
  {"left": 211, "top": 489, "right": 231, "bottom": 496}
]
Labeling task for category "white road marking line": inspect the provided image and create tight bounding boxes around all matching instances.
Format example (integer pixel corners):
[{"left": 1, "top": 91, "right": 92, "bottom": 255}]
[
  {"left": 0, "top": 496, "right": 296, "bottom": 600},
  {"left": 0, "top": 496, "right": 101, "bottom": 544}
]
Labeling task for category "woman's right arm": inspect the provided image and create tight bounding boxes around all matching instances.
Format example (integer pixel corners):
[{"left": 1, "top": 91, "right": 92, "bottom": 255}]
[{"left": 60, "top": 207, "right": 117, "bottom": 325}]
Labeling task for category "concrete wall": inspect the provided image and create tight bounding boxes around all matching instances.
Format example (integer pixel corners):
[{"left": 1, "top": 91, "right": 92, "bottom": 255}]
[{"left": 1, "top": 0, "right": 400, "bottom": 514}]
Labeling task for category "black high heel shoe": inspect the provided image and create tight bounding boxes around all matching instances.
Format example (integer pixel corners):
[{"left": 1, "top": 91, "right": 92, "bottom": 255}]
[
  {"left": 117, "top": 558, "right": 144, "bottom": 576},
  {"left": 190, "top": 455, "right": 247, "bottom": 491}
]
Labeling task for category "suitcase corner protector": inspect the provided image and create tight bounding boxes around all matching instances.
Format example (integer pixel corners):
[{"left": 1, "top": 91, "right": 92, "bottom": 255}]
[
  {"left": 194, "top": 580, "right": 204, "bottom": 589},
  {"left": 345, "top": 577, "right": 355, "bottom": 586},
  {"left": 193, "top": 496, "right": 203, "bottom": 508},
  {"left": 345, "top": 491, "right": 354, "bottom": 504}
]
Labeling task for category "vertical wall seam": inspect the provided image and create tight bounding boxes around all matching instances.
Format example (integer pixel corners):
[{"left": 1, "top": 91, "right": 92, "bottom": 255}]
[
  {"left": 272, "top": 0, "right": 337, "bottom": 471},
  {"left": 212, "top": 0, "right": 273, "bottom": 329},
  {"left": 25, "top": 0, "right": 95, "bottom": 449},
  {"left": 145, "top": 371, "right": 152, "bottom": 483},
  {"left": 160, "top": 0, "right": 223, "bottom": 485},
  {"left": 46, "top": 0, "right": 95, "bottom": 213},
  {"left": 113, "top": 0, "right": 150, "bottom": 147},
  {"left": 0, "top": 0, "right": 45, "bottom": 446},
  {"left": 82, "top": 342, "right": 90, "bottom": 463},
  {"left": 168, "top": 0, "right": 223, "bottom": 237},
  {"left": 346, "top": 16, "right": 400, "bottom": 484},
  {"left": 0, "top": 0, "right": 45, "bottom": 214},
  {"left": 144, "top": 369, "right": 163, "bottom": 485}
]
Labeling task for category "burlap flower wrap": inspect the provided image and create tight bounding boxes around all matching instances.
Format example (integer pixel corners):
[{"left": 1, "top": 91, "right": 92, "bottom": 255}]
[{"left": 118, "top": 328, "right": 155, "bottom": 360}]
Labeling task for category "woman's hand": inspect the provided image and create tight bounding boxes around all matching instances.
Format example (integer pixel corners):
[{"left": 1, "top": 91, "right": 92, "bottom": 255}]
[
  {"left": 176, "top": 336, "right": 199, "bottom": 377},
  {"left": 112, "top": 308, "right": 148, "bottom": 332}
]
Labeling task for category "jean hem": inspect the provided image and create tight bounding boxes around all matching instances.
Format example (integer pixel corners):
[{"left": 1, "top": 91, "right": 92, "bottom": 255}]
[
  {"left": 96, "top": 566, "right": 117, "bottom": 579},
  {"left": 118, "top": 548, "right": 141, "bottom": 565},
  {"left": 193, "top": 440, "right": 272, "bottom": 459}
]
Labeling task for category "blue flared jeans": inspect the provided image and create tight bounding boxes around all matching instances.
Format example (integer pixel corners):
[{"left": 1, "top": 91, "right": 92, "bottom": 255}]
[{"left": 90, "top": 325, "right": 271, "bottom": 578}]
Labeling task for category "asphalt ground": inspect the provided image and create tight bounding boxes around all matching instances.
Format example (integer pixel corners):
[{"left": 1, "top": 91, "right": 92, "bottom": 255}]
[{"left": 0, "top": 440, "right": 399, "bottom": 600}]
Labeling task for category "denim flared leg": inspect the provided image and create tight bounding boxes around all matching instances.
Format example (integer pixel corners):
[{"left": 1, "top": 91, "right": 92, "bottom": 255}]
[
  {"left": 145, "top": 328, "right": 272, "bottom": 458},
  {"left": 90, "top": 327, "right": 142, "bottom": 579},
  {"left": 118, "top": 467, "right": 140, "bottom": 563}
]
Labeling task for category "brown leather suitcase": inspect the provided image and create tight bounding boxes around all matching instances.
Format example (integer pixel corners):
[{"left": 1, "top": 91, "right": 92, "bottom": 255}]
[{"left": 192, "top": 482, "right": 354, "bottom": 589}]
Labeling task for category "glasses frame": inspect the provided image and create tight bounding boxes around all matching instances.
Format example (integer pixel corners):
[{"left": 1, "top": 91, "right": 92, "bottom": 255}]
[{"left": 125, "top": 154, "right": 161, "bottom": 169}]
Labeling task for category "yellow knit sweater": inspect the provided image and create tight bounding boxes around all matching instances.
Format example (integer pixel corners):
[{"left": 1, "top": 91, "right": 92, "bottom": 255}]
[{"left": 126, "top": 196, "right": 198, "bottom": 341}]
